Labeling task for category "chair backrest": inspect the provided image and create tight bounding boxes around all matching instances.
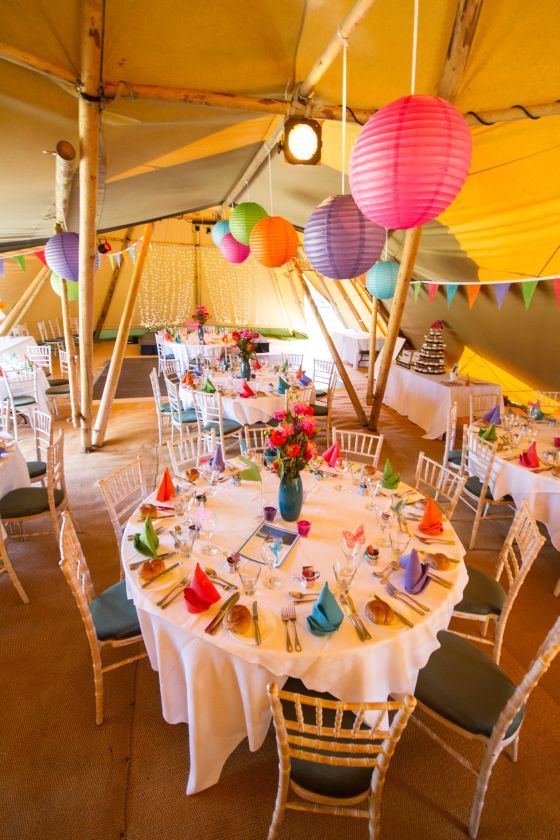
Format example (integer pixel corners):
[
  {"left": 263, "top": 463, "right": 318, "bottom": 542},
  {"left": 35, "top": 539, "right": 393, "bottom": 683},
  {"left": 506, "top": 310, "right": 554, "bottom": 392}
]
[
  {"left": 255, "top": 352, "right": 281, "bottom": 367},
  {"left": 59, "top": 510, "right": 95, "bottom": 605},
  {"left": 49, "top": 318, "right": 62, "bottom": 339},
  {"left": 469, "top": 391, "right": 502, "bottom": 425},
  {"left": 332, "top": 428, "right": 384, "bottom": 468},
  {"left": 70, "top": 316, "right": 79, "bottom": 334},
  {"left": 33, "top": 408, "right": 53, "bottom": 461},
  {"left": 166, "top": 427, "right": 215, "bottom": 477},
  {"left": 27, "top": 343, "right": 52, "bottom": 375},
  {"left": 267, "top": 682, "right": 415, "bottom": 792},
  {"left": 192, "top": 389, "right": 225, "bottom": 448},
  {"left": 12, "top": 324, "right": 29, "bottom": 337},
  {"left": 4, "top": 368, "right": 38, "bottom": 401},
  {"left": 165, "top": 377, "right": 188, "bottom": 442},
  {"left": 59, "top": 349, "right": 70, "bottom": 379},
  {"left": 0, "top": 399, "right": 10, "bottom": 436},
  {"left": 149, "top": 367, "right": 166, "bottom": 410},
  {"left": 281, "top": 352, "right": 304, "bottom": 371},
  {"left": 414, "top": 452, "right": 467, "bottom": 519},
  {"left": 442, "top": 400, "right": 458, "bottom": 466},
  {"left": 47, "top": 430, "right": 66, "bottom": 502},
  {"left": 245, "top": 425, "right": 275, "bottom": 453},
  {"left": 37, "top": 321, "right": 49, "bottom": 342},
  {"left": 162, "top": 358, "right": 181, "bottom": 379},
  {"left": 287, "top": 385, "right": 313, "bottom": 408},
  {"left": 313, "top": 358, "right": 336, "bottom": 392},
  {"left": 463, "top": 426, "right": 497, "bottom": 491},
  {"left": 98, "top": 456, "right": 147, "bottom": 544},
  {"left": 536, "top": 391, "right": 560, "bottom": 412}
]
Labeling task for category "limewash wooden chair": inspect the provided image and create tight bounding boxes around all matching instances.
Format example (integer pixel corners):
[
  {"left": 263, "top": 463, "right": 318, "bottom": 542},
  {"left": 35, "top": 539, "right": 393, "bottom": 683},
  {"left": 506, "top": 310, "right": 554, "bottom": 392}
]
[
  {"left": 192, "top": 389, "right": 243, "bottom": 454},
  {"left": 98, "top": 456, "right": 147, "bottom": 551},
  {"left": 166, "top": 427, "right": 215, "bottom": 479},
  {"left": 27, "top": 408, "right": 53, "bottom": 485},
  {"left": 164, "top": 377, "right": 197, "bottom": 444},
  {"left": 0, "top": 528, "right": 29, "bottom": 603},
  {"left": 312, "top": 358, "right": 335, "bottom": 401},
  {"left": 414, "top": 452, "right": 467, "bottom": 520},
  {"left": 442, "top": 400, "right": 461, "bottom": 470},
  {"left": 332, "top": 428, "right": 384, "bottom": 468},
  {"left": 244, "top": 425, "right": 275, "bottom": 453},
  {"left": 281, "top": 352, "right": 304, "bottom": 372},
  {"left": 469, "top": 390, "right": 502, "bottom": 426},
  {"left": 149, "top": 367, "right": 171, "bottom": 445},
  {"left": 311, "top": 367, "right": 337, "bottom": 444}
]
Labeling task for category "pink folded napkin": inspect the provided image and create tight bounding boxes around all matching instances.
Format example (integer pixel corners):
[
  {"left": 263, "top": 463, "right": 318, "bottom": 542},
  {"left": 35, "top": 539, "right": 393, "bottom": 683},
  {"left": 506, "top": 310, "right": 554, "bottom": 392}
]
[
  {"left": 519, "top": 441, "right": 540, "bottom": 468},
  {"left": 322, "top": 442, "right": 341, "bottom": 468},
  {"left": 239, "top": 380, "right": 255, "bottom": 398},
  {"left": 183, "top": 563, "right": 221, "bottom": 613},
  {"left": 554, "top": 437, "right": 560, "bottom": 448},
  {"left": 253, "top": 357, "right": 262, "bottom": 370}
]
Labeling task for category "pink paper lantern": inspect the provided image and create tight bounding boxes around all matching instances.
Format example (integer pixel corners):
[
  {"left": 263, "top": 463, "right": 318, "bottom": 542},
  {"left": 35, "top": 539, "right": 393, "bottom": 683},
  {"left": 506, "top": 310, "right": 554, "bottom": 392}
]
[
  {"left": 350, "top": 95, "right": 472, "bottom": 230},
  {"left": 220, "top": 233, "right": 250, "bottom": 264}
]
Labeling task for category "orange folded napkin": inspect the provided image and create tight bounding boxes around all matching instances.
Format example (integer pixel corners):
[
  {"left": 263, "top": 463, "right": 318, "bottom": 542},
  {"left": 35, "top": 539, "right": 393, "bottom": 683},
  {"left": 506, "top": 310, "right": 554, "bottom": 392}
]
[
  {"left": 322, "top": 442, "right": 341, "bottom": 468},
  {"left": 181, "top": 370, "right": 194, "bottom": 387},
  {"left": 519, "top": 441, "right": 540, "bottom": 468},
  {"left": 156, "top": 467, "right": 176, "bottom": 502},
  {"left": 183, "top": 563, "right": 221, "bottom": 613},
  {"left": 240, "top": 380, "right": 255, "bottom": 398},
  {"left": 296, "top": 366, "right": 303, "bottom": 379},
  {"left": 419, "top": 497, "right": 443, "bottom": 535}
]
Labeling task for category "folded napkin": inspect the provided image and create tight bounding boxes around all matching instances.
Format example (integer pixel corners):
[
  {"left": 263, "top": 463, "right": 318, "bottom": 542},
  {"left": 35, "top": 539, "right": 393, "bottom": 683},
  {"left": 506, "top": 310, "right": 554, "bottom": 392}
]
[
  {"left": 478, "top": 423, "right": 497, "bottom": 442},
  {"left": 277, "top": 375, "right": 290, "bottom": 395},
  {"left": 299, "top": 373, "right": 312, "bottom": 386},
  {"left": 238, "top": 454, "right": 262, "bottom": 482},
  {"left": 307, "top": 583, "right": 344, "bottom": 636},
  {"left": 482, "top": 405, "right": 501, "bottom": 425},
  {"left": 342, "top": 524, "right": 365, "bottom": 549},
  {"left": 156, "top": 467, "right": 176, "bottom": 502},
  {"left": 381, "top": 458, "right": 400, "bottom": 490},
  {"left": 181, "top": 370, "right": 194, "bottom": 387},
  {"left": 175, "top": 335, "right": 181, "bottom": 343},
  {"left": 133, "top": 516, "right": 159, "bottom": 559},
  {"left": 183, "top": 563, "right": 221, "bottom": 613},
  {"left": 240, "top": 380, "right": 255, "bottom": 398},
  {"left": 163, "top": 331, "right": 173, "bottom": 341},
  {"left": 419, "top": 497, "right": 443, "bottom": 535},
  {"left": 296, "top": 366, "right": 303, "bottom": 379},
  {"left": 399, "top": 548, "right": 429, "bottom": 594},
  {"left": 322, "top": 441, "right": 341, "bottom": 468},
  {"left": 519, "top": 441, "right": 540, "bottom": 468},
  {"left": 253, "top": 357, "right": 262, "bottom": 370},
  {"left": 554, "top": 437, "right": 560, "bottom": 448},
  {"left": 528, "top": 400, "right": 544, "bottom": 421},
  {"left": 209, "top": 443, "right": 225, "bottom": 473},
  {"left": 202, "top": 375, "right": 216, "bottom": 393}
]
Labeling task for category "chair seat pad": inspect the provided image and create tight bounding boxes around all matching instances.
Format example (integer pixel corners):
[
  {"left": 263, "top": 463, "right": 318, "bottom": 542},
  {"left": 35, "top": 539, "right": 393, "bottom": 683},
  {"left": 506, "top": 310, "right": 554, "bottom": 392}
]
[
  {"left": 314, "top": 389, "right": 327, "bottom": 398},
  {"left": 415, "top": 631, "right": 525, "bottom": 739},
  {"left": 448, "top": 449, "right": 462, "bottom": 465},
  {"left": 27, "top": 460, "right": 47, "bottom": 479},
  {"left": 45, "top": 385, "right": 70, "bottom": 395},
  {"left": 465, "top": 475, "right": 513, "bottom": 502},
  {"left": 13, "top": 395, "right": 36, "bottom": 407},
  {"left": 204, "top": 419, "right": 243, "bottom": 435},
  {"left": 47, "top": 378, "right": 69, "bottom": 387},
  {"left": 281, "top": 677, "right": 373, "bottom": 799},
  {"left": 160, "top": 403, "right": 171, "bottom": 414},
  {"left": 0, "top": 487, "right": 64, "bottom": 518},
  {"left": 172, "top": 408, "right": 197, "bottom": 423},
  {"left": 90, "top": 579, "right": 142, "bottom": 642},
  {"left": 311, "top": 403, "right": 328, "bottom": 417},
  {"left": 455, "top": 566, "right": 506, "bottom": 616}
]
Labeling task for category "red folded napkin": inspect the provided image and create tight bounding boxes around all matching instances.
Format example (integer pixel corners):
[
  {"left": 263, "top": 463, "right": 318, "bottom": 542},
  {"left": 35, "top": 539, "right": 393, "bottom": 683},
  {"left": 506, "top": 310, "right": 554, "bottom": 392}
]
[
  {"left": 322, "top": 442, "right": 341, "bottom": 468},
  {"left": 519, "top": 441, "right": 540, "bottom": 468},
  {"left": 253, "top": 357, "right": 262, "bottom": 370},
  {"left": 296, "top": 366, "right": 303, "bottom": 379},
  {"left": 419, "top": 497, "right": 443, "bottom": 535},
  {"left": 181, "top": 370, "right": 194, "bottom": 387},
  {"left": 156, "top": 467, "right": 176, "bottom": 502},
  {"left": 183, "top": 563, "right": 221, "bottom": 613},
  {"left": 239, "top": 380, "right": 255, "bottom": 398}
]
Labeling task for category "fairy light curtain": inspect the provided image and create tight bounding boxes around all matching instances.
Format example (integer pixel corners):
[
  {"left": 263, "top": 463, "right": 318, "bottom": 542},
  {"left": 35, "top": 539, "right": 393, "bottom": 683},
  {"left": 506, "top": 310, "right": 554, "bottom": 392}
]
[{"left": 137, "top": 243, "right": 196, "bottom": 328}]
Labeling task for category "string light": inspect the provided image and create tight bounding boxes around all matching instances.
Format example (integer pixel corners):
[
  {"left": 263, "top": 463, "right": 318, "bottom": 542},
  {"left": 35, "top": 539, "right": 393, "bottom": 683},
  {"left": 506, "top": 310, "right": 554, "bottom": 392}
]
[
  {"left": 138, "top": 243, "right": 196, "bottom": 328},
  {"left": 201, "top": 249, "right": 271, "bottom": 325}
]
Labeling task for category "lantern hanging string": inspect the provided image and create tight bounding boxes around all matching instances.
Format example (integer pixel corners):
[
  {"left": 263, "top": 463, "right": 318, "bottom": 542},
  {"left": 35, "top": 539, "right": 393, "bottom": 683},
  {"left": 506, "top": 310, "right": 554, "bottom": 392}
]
[
  {"left": 266, "top": 145, "right": 274, "bottom": 216},
  {"left": 245, "top": 179, "right": 250, "bottom": 202},
  {"left": 384, "top": 229, "right": 388, "bottom": 260},
  {"left": 339, "top": 32, "right": 348, "bottom": 195},
  {"left": 411, "top": 0, "right": 419, "bottom": 96}
]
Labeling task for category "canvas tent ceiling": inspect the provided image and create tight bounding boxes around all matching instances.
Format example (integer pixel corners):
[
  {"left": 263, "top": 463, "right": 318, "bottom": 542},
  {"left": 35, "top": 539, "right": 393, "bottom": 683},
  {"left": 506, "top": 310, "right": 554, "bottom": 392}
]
[{"left": 1, "top": 0, "right": 559, "bottom": 389}]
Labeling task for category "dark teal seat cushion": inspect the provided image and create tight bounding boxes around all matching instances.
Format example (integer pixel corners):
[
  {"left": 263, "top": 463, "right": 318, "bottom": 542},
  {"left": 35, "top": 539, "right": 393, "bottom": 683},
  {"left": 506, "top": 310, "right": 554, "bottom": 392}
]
[
  {"left": 204, "top": 419, "right": 243, "bottom": 435},
  {"left": 415, "top": 631, "right": 524, "bottom": 739},
  {"left": 172, "top": 408, "right": 197, "bottom": 423},
  {"left": 46, "top": 378, "right": 69, "bottom": 387},
  {"left": 315, "top": 389, "right": 327, "bottom": 399},
  {"left": 160, "top": 403, "right": 171, "bottom": 414},
  {"left": 465, "top": 475, "right": 512, "bottom": 502},
  {"left": 13, "top": 395, "right": 36, "bottom": 407},
  {"left": 455, "top": 565, "right": 506, "bottom": 616},
  {"left": 27, "top": 460, "right": 47, "bottom": 479},
  {"left": 280, "top": 677, "right": 373, "bottom": 799},
  {"left": 448, "top": 449, "right": 462, "bottom": 465},
  {"left": 45, "top": 385, "right": 70, "bottom": 396},
  {"left": 90, "top": 579, "right": 141, "bottom": 641},
  {"left": 0, "top": 487, "right": 64, "bottom": 518},
  {"left": 311, "top": 403, "right": 328, "bottom": 417}
]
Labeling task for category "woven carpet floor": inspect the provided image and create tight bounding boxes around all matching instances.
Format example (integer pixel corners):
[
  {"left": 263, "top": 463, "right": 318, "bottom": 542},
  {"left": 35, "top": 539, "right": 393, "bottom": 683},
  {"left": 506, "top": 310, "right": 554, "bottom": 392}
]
[
  {"left": 93, "top": 358, "right": 161, "bottom": 400},
  {"left": 1, "top": 360, "right": 559, "bottom": 840}
]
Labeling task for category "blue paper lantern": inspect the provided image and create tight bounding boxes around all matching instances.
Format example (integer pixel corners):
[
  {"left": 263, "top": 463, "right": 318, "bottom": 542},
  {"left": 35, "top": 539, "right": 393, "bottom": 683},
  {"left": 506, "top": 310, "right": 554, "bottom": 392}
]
[
  {"left": 211, "top": 220, "right": 230, "bottom": 247},
  {"left": 44, "top": 231, "right": 99, "bottom": 282},
  {"left": 303, "top": 194, "right": 384, "bottom": 280},
  {"left": 366, "top": 260, "right": 399, "bottom": 299}
]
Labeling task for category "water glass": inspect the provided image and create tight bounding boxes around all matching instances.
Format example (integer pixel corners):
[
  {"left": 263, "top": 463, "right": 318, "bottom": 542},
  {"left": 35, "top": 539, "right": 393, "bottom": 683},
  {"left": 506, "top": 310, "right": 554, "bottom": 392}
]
[
  {"left": 389, "top": 531, "right": 410, "bottom": 561},
  {"left": 261, "top": 539, "right": 282, "bottom": 590},
  {"left": 199, "top": 510, "right": 218, "bottom": 555},
  {"left": 333, "top": 557, "right": 358, "bottom": 594},
  {"left": 172, "top": 493, "right": 188, "bottom": 519},
  {"left": 377, "top": 509, "right": 394, "bottom": 546},
  {"left": 365, "top": 478, "right": 381, "bottom": 510},
  {"left": 238, "top": 561, "right": 261, "bottom": 595}
]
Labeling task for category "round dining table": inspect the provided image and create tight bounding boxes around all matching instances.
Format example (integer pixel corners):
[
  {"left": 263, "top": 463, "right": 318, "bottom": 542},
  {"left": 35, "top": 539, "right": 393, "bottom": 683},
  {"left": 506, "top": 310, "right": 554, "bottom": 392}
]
[
  {"left": 0, "top": 438, "right": 31, "bottom": 496},
  {"left": 122, "top": 464, "right": 468, "bottom": 794}
]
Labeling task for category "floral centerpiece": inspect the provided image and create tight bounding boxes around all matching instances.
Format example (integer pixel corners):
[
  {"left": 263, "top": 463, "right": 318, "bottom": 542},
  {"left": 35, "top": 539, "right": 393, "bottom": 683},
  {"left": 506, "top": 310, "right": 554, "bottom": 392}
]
[
  {"left": 231, "top": 328, "right": 260, "bottom": 380},
  {"left": 267, "top": 404, "right": 317, "bottom": 521},
  {"left": 192, "top": 304, "right": 210, "bottom": 343}
]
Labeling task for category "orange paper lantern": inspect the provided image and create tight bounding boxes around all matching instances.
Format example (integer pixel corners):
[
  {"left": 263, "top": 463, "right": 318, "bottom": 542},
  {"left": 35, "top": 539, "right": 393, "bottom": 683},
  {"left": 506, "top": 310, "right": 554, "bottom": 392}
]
[{"left": 249, "top": 216, "right": 298, "bottom": 268}]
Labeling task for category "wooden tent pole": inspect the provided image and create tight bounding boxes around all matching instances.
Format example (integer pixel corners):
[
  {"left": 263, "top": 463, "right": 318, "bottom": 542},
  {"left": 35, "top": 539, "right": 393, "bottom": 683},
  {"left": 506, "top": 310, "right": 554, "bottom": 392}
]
[
  {"left": 93, "top": 224, "right": 153, "bottom": 447},
  {"left": 94, "top": 226, "right": 134, "bottom": 339},
  {"left": 77, "top": 0, "right": 102, "bottom": 452},
  {"left": 54, "top": 141, "right": 76, "bottom": 229},
  {"left": 369, "top": 228, "right": 422, "bottom": 430},
  {"left": 366, "top": 298, "right": 378, "bottom": 406},
  {"left": 0, "top": 267, "right": 49, "bottom": 337},
  {"left": 292, "top": 260, "right": 367, "bottom": 427},
  {"left": 60, "top": 280, "right": 80, "bottom": 427}
]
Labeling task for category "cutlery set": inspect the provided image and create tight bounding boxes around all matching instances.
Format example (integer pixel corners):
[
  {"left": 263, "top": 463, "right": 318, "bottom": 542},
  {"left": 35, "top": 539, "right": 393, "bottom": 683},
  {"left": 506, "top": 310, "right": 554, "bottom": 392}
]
[{"left": 340, "top": 594, "right": 371, "bottom": 641}]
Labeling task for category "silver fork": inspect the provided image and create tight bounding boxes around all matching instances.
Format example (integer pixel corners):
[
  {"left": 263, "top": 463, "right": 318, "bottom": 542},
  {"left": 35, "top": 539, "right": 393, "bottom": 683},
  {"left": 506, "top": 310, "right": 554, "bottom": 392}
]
[
  {"left": 286, "top": 603, "right": 302, "bottom": 652},
  {"left": 385, "top": 581, "right": 430, "bottom": 614},
  {"left": 281, "top": 607, "right": 293, "bottom": 653}
]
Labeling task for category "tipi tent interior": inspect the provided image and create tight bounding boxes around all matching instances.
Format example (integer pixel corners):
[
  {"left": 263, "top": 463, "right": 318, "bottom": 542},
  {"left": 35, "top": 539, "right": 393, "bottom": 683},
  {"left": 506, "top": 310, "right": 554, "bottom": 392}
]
[{"left": 1, "top": 3, "right": 559, "bottom": 840}]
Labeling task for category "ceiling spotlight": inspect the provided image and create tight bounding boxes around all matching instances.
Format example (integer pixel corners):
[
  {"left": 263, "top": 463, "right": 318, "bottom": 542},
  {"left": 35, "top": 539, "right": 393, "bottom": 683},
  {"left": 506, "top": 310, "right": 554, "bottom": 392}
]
[
  {"left": 283, "top": 117, "right": 322, "bottom": 166},
  {"left": 206, "top": 226, "right": 211, "bottom": 235},
  {"left": 195, "top": 224, "right": 200, "bottom": 232}
]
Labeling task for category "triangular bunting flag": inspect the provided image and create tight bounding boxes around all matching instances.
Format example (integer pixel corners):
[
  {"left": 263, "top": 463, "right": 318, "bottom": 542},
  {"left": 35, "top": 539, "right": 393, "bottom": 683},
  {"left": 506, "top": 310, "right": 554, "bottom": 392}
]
[
  {"left": 428, "top": 283, "right": 439, "bottom": 303},
  {"left": 413, "top": 283, "right": 421, "bottom": 302},
  {"left": 115, "top": 253, "right": 122, "bottom": 267},
  {"left": 0, "top": 258, "right": 4, "bottom": 276},
  {"left": 13, "top": 255, "right": 26, "bottom": 271},
  {"left": 521, "top": 279, "right": 539, "bottom": 310},
  {"left": 34, "top": 251, "right": 47, "bottom": 265},
  {"left": 446, "top": 284, "right": 459, "bottom": 307},
  {"left": 493, "top": 282, "right": 510, "bottom": 310},
  {"left": 554, "top": 278, "right": 560, "bottom": 308},
  {"left": 466, "top": 284, "right": 481, "bottom": 309},
  {"left": 129, "top": 246, "right": 136, "bottom": 264},
  {"left": 108, "top": 254, "right": 115, "bottom": 269}
]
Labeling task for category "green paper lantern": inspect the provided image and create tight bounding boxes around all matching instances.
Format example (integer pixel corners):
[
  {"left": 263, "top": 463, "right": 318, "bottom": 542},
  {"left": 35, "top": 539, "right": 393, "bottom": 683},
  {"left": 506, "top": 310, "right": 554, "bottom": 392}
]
[
  {"left": 229, "top": 202, "right": 268, "bottom": 245},
  {"left": 51, "top": 273, "right": 79, "bottom": 301}
]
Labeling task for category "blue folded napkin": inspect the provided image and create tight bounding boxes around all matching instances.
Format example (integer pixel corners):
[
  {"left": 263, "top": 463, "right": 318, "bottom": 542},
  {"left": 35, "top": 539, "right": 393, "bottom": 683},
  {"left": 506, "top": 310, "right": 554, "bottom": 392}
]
[
  {"left": 399, "top": 548, "right": 429, "bottom": 594},
  {"left": 209, "top": 443, "right": 225, "bottom": 473},
  {"left": 193, "top": 364, "right": 202, "bottom": 376},
  {"left": 299, "top": 373, "right": 312, "bottom": 386},
  {"left": 278, "top": 375, "right": 290, "bottom": 395},
  {"left": 482, "top": 405, "right": 501, "bottom": 425},
  {"left": 307, "top": 582, "right": 344, "bottom": 636}
]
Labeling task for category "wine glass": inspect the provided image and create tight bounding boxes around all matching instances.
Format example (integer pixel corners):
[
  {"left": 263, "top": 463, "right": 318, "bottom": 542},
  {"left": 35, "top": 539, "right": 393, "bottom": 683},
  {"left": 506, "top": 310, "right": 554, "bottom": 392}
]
[
  {"left": 365, "top": 477, "right": 381, "bottom": 511},
  {"left": 261, "top": 538, "right": 282, "bottom": 590},
  {"left": 333, "top": 556, "right": 358, "bottom": 594},
  {"left": 377, "top": 508, "right": 394, "bottom": 546},
  {"left": 339, "top": 535, "right": 362, "bottom": 565},
  {"left": 334, "top": 458, "right": 351, "bottom": 492},
  {"left": 199, "top": 510, "right": 218, "bottom": 555}
]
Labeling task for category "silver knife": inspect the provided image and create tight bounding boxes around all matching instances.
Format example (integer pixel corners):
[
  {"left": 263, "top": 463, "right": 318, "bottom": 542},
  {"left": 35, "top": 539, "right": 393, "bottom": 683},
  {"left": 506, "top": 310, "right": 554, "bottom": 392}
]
[
  {"left": 340, "top": 596, "right": 366, "bottom": 641},
  {"left": 130, "top": 551, "right": 176, "bottom": 571},
  {"left": 204, "top": 592, "right": 240, "bottom": 634},
  {"left": 252, "top": 600, "right": 262, "bottom": 646},
  {"left": 346, "top": 594, "right": 372, "bottom": 640},
  {"left": 373, "top": 595, "right": 414, "bottom": 628},
  {"left": 140, "top": 561, "right": 180, "bottom": 588}
]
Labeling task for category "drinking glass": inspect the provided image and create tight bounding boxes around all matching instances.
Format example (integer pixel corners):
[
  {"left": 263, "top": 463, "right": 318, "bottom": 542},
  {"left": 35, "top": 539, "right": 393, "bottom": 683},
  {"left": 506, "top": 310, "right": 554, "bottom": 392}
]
[
  {"left": 339, "top": 535, "right": 362, "bottom": 564},
  {"left": 238, "top": 562, "right": 261, "bottom": 595},
  {"left": 261, "top": 538, "right": 282, "bottom": 590},
  {"left": 389, "top": 531, "right": 410, "bottom": 561},
  {"left": 199, "top": 510, "right": 218, "bottom": 555},
  {"left": 332, "top": 557, "right": 358, "bottom": 594},
  {"left": 334, "top": 458, "right": 351, "bottom": 492},
  {"left": 377, "top": 509, "right": 394, "bottom": 546},
  {"left": 172, "top": 492, "right": 188, "bottom": 519},
  {"left": 365, "top": 478, "right": 381, "bottom": 510}
]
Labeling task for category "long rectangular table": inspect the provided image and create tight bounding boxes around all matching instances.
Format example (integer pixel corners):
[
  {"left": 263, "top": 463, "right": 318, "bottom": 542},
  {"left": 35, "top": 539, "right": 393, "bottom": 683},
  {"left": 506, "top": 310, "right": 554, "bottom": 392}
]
[{"left": 332, "top": 328, "right": 384, "bottom": 368}]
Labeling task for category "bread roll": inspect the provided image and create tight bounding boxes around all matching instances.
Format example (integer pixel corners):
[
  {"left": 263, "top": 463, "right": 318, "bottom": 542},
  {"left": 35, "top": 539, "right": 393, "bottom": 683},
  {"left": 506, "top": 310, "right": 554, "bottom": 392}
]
[
  {"left": 430, "top": 552, "right": 452, "bottom": 571},
  {"left": 365, "top": 600, "right": 394, "bottom": 625},
  {"left": 140, "top": 557, "right": 165, "bottom": 581},
  {"left": 224, "top": 604, "right": 252, "bottom": 634},
  {"left": 362, "top": 465, "right": 376, "bottom": 476},
  {"left": 140, "top": 503, "right": 158, "bottom": 519},
  {"left": 187, "top": 468, "right": 200, "bottom": 483}
]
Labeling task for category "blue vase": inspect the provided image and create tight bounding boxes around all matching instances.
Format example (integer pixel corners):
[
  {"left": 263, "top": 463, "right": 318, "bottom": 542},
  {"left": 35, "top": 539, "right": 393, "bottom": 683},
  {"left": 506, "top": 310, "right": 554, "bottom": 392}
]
[
  {"left": 278, "top": 474, "right": 303, "bottom": 522},
  {"left": 240, "top": 359, "right": 251, "bottom": 381},
  {"left": 198, "top": 325, "right": 205, "bottom": 344}
]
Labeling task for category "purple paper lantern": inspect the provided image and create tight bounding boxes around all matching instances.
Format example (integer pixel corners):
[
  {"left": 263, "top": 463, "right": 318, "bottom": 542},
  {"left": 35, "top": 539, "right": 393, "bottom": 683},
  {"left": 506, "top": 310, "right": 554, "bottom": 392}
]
[
  {"left": 44, "top": 231, "right": 99, "bottom": 282},
  {"left": 220, "top": 233, "right": 250, "bottom": 264},
  {"left": 303, "top": 195, "right": 385, "bottom": 280}
]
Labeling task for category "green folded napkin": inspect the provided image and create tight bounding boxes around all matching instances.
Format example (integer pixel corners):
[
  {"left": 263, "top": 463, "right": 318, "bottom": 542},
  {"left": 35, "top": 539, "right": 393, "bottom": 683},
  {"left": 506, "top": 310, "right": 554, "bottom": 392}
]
[
  {"left": 202, "top": 376, "right": 216, "bottom": 393},
  {"left": 478, "top": 423, "right": 497, "bottom": 442},
  {"left": 307, "top": 583, "right": 344, "bottom": 636},
  {"left": 133, "top": 515, "right": 159, "bottom": 559},
  {"left": 277, "top": 375, "right": 290, "bottom": 395},
  {"left": 381, "top": 458, "right": 400, "bottom": 490},
  {"left": 238, "top": 454, "right": 262, "bottom": 483}
]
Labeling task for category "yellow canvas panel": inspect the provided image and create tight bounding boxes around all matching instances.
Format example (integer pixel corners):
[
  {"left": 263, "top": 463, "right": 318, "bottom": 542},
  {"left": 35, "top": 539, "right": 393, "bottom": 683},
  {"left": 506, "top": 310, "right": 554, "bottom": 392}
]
[{"left": 457, "top": 346, "right": 559, "bottom": 409}]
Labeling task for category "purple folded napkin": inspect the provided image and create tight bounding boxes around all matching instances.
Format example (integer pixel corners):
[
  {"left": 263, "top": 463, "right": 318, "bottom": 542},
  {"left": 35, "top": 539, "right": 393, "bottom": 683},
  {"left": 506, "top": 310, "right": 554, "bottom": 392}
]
[
  {"left": 399, "top": 548, "right": 429, "bottom": 594},
  {"left": 209, "top": 443, "right": 225, "bottom": 473},
  {"left": 482, "top": 405, "right": 501, "bottom": 425},
  {"left": 299, "top": 373, "right": 312, "bottom": 386}
]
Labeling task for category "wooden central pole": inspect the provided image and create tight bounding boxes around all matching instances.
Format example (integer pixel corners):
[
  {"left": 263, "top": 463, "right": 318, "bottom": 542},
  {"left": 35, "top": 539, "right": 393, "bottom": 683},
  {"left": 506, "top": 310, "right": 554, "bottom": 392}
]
[
  {"left": 366, "top": 297, "right": 378, "bottom": 406},
  {"left": 78, "top": 0, "right": 102, "bottom": 452},
  {"left": 93, "top": 224, "right": 153, "bottom": 447},
  {"left": 60, "top": 279, "right": 80, "bottom": 427},
  {"left": 0, "top": 267, "right": 49, "bottom": 337}
]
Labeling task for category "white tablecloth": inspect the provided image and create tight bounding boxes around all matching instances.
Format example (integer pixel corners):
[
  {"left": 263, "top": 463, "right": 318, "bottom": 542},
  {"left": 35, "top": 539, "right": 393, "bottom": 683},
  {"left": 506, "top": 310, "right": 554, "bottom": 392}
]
[
  {"left": 384, "top": 365, "right": 504, "bottom": 440},
  {"left": 165, "top": 340, "right": 224, "bottom": 370},
  {"left": 0, "top": 442, "right": 32, "bottom": 496},
  {"left": 122, "top": 468, "right": 467, "bottom": 794},
  {"left": 332, "top": 329, "right": 384, "bottom": 368},
  {"left": 0, "top": 336, "right": 51, "bottom": 414}
]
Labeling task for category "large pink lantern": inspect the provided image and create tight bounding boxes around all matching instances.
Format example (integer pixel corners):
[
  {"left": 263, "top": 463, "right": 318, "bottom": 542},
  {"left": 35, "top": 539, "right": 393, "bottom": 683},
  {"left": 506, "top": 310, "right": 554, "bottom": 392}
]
[
  {"left": 349, "top": 95, "right": 472, "bottom": 230},
  {"left": 220, "top": 233, "right": 250, "bottom": 264},
  {"left": 44, "top": 231, "right": 99, "bottom": 282}
]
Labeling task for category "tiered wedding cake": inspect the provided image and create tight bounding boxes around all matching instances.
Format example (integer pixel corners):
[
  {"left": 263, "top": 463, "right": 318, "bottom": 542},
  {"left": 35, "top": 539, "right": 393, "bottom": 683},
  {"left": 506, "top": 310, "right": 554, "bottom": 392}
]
[{"left": 414, "top": 320, "right": 446, "bottom": 375}]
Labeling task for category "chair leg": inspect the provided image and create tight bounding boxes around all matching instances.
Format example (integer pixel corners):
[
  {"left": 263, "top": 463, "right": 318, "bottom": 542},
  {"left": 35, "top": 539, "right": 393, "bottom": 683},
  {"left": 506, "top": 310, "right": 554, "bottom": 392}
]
[
  {"left": 267, "top": 770, "right": 289, "bottom": 840},
  {"left": 94, "top": 669, "right": 104, "bottom": 725},
  {"left": 468, "top": 749, "right": 500, "bottom": 839},
  {"left": 2, "top": 557, "right": 29, "bottom": 604},
  {"left": 507, "top": 735, "right": 519, "bottom": 763},
  {"left": 469, "top": 502, "right": 483, "bottom": 549}
]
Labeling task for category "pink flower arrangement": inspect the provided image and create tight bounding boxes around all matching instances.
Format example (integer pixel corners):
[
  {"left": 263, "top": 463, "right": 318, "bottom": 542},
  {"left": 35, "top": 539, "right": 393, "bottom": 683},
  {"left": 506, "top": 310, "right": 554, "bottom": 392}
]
[
  {"left": 230, "top": 328, "right": 260, "bottom": 362},
  {"left": 192, "top": 304, "right": 210, "bottom": 326},
  {"left": 267, "top": 405, "right": 316, "bottom": 479}
]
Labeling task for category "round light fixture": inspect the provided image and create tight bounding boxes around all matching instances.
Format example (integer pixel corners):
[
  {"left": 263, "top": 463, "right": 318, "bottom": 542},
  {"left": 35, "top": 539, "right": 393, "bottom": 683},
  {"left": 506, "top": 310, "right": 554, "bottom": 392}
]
[{"left": 283, "top": 117, "right": 322, "bottom": 166}]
